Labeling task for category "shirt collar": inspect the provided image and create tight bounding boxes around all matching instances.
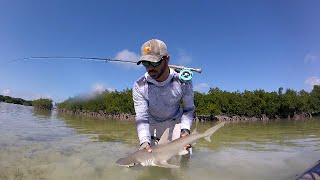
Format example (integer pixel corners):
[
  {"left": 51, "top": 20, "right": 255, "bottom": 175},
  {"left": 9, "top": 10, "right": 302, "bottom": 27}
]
[{"left": 144, "top": 68, "right": 175, "bottom": 86}]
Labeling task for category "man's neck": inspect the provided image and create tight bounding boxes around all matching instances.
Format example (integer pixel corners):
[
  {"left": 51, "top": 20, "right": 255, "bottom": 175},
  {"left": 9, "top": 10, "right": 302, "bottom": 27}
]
[{"left": 155, "top": 67, "right": 170, "bottom": 82}]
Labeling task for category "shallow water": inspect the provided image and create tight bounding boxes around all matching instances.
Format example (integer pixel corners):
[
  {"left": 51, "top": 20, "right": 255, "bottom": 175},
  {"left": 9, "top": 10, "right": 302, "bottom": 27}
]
[{"left": 0, "top": 102, "right": 319, "bottom": 180}]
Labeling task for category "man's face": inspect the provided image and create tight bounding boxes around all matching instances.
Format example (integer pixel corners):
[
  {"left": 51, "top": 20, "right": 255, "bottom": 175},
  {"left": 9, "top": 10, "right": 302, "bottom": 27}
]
[{"left": 145, "top": 58, "right": 168, "bottom": 81}]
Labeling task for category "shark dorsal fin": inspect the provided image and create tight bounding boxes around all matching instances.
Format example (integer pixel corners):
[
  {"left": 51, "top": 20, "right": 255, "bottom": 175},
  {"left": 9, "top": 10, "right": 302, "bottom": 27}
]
[
  {"left": 158, "top": 128, "right": 170, "bottom": 145},
  {"left": 191, "top": 128, "right": 198, "bottom": 135}
]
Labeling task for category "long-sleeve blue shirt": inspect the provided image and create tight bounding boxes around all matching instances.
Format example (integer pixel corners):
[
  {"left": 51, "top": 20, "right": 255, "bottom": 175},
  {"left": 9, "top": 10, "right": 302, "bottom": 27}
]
[{"left": 133, "top": 68, "right": 195, "bottom": 145}]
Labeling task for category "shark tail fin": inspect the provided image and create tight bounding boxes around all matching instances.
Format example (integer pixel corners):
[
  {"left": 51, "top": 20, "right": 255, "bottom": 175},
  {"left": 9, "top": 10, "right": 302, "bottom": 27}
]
[{"left": 203, "top": 122, "right": 226, "bottom": 142}]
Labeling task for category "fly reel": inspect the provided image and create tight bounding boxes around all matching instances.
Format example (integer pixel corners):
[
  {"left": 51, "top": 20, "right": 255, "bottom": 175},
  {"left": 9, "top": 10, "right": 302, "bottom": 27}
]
[{"left": 179, "top": 68, "right": 193, "bottom": 83}]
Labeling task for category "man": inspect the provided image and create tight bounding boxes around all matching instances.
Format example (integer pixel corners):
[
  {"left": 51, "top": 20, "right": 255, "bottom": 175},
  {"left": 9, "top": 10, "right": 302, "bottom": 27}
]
[{"left": 133, "top": 39, "right": 195, "bottom": 152}]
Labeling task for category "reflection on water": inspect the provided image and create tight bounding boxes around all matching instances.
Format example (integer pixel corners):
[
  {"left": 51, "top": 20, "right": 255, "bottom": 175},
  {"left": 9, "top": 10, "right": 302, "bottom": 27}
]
[
  {"left": 0, "top": 102, "right": 319, "bottom": 180},
  {"left": 58, "top": 113, "right": 138, "bottom": 145},
  {"left": 32, "top": 109, "right": 52, "bottom": 119}
]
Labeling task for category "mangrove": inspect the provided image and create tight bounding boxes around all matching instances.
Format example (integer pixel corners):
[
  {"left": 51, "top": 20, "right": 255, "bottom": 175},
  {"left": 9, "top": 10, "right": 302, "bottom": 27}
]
[{"left": 56, "top": 85, "right": 320, "bottom": 122}]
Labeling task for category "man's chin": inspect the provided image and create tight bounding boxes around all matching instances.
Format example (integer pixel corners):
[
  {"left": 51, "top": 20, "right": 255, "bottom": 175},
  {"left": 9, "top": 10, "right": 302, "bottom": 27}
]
[
  {"left": 150, "top": 75, "right": 159, "bottom": 80},
  {"left": 148, "top": 72, "right": 158, "bottom": 78}
]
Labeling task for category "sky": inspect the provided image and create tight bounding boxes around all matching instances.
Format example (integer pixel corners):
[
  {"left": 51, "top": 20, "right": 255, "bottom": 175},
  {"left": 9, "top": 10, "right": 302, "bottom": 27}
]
[{"left": 0, "top": 0, "right": 319, "bottom": 103}]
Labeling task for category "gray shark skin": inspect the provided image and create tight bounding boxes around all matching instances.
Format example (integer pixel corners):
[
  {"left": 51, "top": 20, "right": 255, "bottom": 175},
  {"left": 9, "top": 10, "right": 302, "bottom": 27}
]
[{"left": 116, "top": 122, "right": 226, "bottom": 168}]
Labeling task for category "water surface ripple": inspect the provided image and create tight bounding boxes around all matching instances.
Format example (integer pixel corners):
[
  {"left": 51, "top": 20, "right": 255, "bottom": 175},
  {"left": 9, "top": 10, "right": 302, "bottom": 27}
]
[{"left": 0, "top": 102, "right": 319, "bottom": 180}]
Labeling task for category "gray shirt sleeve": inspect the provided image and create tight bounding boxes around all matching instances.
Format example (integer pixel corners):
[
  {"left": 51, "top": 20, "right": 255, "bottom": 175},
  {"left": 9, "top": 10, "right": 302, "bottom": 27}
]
[
  {"left": 132, "top": 82, "right": 151, "bottom": 145},
  {"left": 180, "top": 81, "right": 195, "bottom": 130}
]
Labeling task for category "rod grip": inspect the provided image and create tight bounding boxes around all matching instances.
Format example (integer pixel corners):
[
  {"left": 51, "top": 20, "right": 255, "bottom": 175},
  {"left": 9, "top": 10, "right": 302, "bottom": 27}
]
[{"left": 168, "top": 65, "right": 202, "bottom": 73}]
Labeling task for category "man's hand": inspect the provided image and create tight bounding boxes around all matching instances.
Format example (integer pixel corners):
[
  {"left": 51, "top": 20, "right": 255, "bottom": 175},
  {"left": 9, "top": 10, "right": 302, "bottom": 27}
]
[
  {"left": 180, "top": 129, "right": 192, "bottom": 150},
  {"left": 139, "top": 142, "right": 152, "bottom": 153}
]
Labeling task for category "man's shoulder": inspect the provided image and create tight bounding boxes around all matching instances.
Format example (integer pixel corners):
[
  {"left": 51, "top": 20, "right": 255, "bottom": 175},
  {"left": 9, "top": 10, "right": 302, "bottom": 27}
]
[
  {"left": 133, "top": 74, "right": 148, "bottom": 91},
  {"left": 134, "top": 75, "right": 147, "bottom": 85}
]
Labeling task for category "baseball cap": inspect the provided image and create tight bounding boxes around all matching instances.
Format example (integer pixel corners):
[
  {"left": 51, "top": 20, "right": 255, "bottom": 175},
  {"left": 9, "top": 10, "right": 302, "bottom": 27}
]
[{"left": 137, "top": 39, "right": 168, "bottom": 65}]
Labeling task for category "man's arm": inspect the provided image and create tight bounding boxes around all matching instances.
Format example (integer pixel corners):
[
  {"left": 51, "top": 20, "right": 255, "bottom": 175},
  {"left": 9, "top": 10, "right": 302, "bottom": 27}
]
[
  {"left": 180, "top": 81, "right": 195, "bottom": 131},
  {"left": 133, "top": 82, "right": 151, "bottom": 145}
]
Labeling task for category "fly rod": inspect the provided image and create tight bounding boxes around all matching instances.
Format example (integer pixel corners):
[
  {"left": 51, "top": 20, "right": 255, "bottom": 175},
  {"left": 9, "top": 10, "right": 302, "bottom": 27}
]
[
  {"left": 29, "top": 56, "right": 202, "bottom": 82},
  {"left": 1, "top": 56, "right": 202, "bottom": 82},
  {"left": 29, "top": 56, "right": 202, "bottom": 73}
]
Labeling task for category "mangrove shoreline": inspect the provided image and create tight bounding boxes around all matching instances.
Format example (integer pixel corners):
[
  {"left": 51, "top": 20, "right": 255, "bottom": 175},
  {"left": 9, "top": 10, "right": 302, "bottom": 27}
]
[
  {"left": 57, "top": 108, "right": 317, "bottom": 123},
  {"left": 55, "top": 86, "right": 320, "bottom": 123}
]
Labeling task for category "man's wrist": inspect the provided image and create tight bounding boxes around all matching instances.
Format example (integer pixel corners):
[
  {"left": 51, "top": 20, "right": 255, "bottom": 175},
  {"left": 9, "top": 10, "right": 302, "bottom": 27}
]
[
  {"left": 180, "top": 129, "right": 190, "bottom": 135},
  {"left": 140, "top": 142, "right": 150, "bottom": 147},
  {"left": 140, "top": 142, "right": 153, "bottom": 152}
]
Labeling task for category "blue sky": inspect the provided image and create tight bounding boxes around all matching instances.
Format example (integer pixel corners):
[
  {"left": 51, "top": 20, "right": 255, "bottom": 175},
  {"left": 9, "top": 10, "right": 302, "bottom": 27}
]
[{"left": 0, "top": 0, "right": 319, "bottom": 103}]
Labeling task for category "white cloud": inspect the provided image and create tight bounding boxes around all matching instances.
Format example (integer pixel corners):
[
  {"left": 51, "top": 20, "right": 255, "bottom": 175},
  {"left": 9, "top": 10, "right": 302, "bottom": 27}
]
[
  {"left": 194, "top": 83, "right": 210, "bottom": 93},
  {"left": 304, "top": 53, "right": 318, "bottom": 64},
  {"left": 34, "top": 94, "right": 52, "bottom": 100},
  {"left": 2, "top": 89, "right": 10, "bottom": 95},
  {"left": 92, "top": 83, "right": 104, "bottom": 93},
  {"left": 305, "top": 76, "right": 320, "bottom": 86},
  {"left": 91, "top": 83, "right": 115, "bottom": 94},
  {"left": 176, "top": 49, "right": 192, "bottom": 65},
  {"left": 114, "top": 49, "right": 141, "bottom": 69}
]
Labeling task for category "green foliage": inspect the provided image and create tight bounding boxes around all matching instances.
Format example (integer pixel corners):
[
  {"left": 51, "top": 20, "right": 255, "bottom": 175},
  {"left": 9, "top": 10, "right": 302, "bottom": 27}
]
[
  {"left": 56, "top": 86, "right": 320, "bottom": 118},
  {"left": 32, "top": 98, "right": 53, "bottom": 110},
  {"left": 263, "top": 91, "right": 279, "bottom": 117},
  {"left": 310, "top": 85, "right": 320, "bottom": 113},
  {"left": 197, "top": 86, "right": 319, "bottom": 118},
  {"left": 56, "top": 89, "right": 134, "bottom": 114},
  {"left": 0, "top": 95, "right": 32, "bottom": 106},
  {"left": 103, "top": 89, "right": 134, "bottom": 113}
]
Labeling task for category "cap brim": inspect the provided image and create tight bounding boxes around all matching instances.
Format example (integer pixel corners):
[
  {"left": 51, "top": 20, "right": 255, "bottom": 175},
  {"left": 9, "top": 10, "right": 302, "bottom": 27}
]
[{"left": 137, "top": 55, "right": 162, "bottom": 65}]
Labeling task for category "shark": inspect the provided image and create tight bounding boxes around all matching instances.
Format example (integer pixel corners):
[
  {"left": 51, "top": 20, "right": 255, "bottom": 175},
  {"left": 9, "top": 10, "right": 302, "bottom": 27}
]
[{"left": 116, "top": 122, "right": 226, "bottom": 168}]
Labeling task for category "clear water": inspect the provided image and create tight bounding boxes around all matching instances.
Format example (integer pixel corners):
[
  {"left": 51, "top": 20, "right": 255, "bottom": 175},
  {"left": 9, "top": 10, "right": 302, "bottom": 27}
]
[{"left": 0, "top": 102, "right": 319, "bottom": 180}]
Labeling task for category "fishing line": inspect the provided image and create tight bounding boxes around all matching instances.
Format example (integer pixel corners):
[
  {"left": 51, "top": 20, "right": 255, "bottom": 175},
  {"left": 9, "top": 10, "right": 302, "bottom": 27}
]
[{"left": 0, "top": 57, "right": 31, "bottom": 69}]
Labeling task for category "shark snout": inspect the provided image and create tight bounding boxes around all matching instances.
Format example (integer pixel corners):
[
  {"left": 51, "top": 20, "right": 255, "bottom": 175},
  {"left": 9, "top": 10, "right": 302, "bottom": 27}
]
[{"left": 116, "top": 156, "right": 138, "bottom": 167}]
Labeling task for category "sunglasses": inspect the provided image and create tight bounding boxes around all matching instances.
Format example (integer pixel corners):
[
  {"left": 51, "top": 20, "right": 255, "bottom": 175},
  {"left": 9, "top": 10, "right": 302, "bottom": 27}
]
[{"left": 142, "top": 56, "right": 166, "bottom": 68}]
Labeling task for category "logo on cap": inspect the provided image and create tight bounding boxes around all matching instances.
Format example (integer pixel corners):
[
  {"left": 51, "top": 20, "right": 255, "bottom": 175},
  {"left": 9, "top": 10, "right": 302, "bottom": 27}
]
[{"left": 143, "top": 46, "right": 151, "bottom": 53}]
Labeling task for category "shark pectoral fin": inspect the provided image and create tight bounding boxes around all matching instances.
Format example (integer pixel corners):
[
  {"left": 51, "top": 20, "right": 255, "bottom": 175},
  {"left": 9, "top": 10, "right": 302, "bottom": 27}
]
[
  {"left": 158, "top": 128, "right": 170, "bottom": 145},
  {"left": 205, "top": 136, "right": 211, "bottom": 142},
  {"left": 178, "top": 149, "right": 189, "bottom": 156},
  {"left": 155, "top": 160, "right": 180, "bottom": 168}
]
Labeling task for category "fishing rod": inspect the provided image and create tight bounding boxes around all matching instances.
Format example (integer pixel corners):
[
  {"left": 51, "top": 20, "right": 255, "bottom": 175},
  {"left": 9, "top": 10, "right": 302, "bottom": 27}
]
[
  {"left": 31, "top": 56, "right": 202, "bottom": 82},
  {"left": 29, "top": 56, "right": 202, "bottom": 73},
  {"left": 1, "top": 56, "right": 202, "bottom": 82}
]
